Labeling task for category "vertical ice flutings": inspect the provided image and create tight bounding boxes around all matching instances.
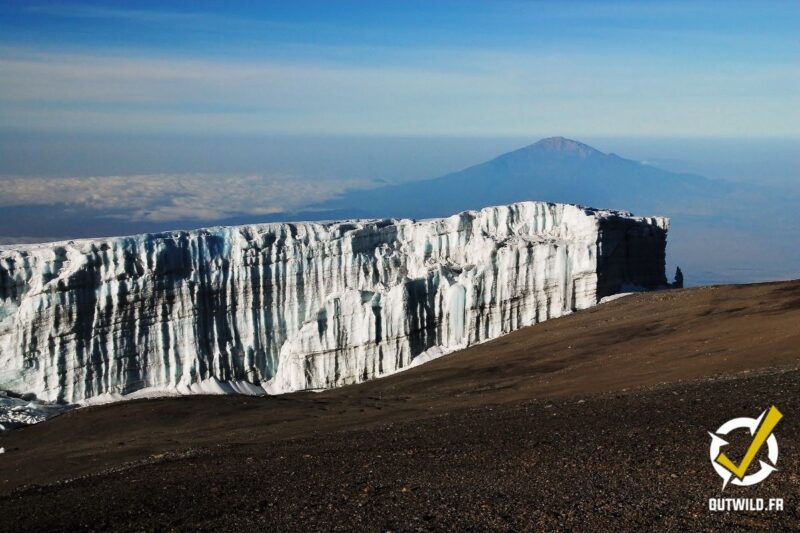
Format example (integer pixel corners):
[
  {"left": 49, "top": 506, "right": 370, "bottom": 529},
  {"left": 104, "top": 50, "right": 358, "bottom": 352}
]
[{"left": 0, "top": 202, "right": 668, "bottom": 403}]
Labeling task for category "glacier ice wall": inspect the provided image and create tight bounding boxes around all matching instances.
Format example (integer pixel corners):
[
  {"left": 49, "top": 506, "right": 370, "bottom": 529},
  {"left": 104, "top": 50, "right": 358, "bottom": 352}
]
[{"left": 0, "top": 202, "right": 668, "bottom": 403}]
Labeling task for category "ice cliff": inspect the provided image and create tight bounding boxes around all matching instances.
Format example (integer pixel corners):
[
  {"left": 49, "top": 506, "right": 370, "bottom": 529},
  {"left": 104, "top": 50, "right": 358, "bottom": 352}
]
[{"left": 0, "top": 202, "right": 668, "bottom": 404}]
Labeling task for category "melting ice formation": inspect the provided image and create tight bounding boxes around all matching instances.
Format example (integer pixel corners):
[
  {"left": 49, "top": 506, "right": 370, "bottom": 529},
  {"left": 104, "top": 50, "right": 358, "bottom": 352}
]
[
  {"left": 0, "top": 391, "right": 73, "bottom": 430},
  {"left": 0, "top": 201, "right": 668, "bottom": 409}
]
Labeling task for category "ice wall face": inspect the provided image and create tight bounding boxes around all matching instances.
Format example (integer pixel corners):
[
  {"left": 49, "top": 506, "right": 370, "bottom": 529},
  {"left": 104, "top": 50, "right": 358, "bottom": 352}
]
[{"left": 0, "top": 202, "right": 668, "bottom": 403}]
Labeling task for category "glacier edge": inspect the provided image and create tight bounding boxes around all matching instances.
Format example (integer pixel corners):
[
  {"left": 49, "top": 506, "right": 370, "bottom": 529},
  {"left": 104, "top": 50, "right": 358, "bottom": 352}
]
[{"left": 0, "top": 201, "right": 669, "bottom": 405}]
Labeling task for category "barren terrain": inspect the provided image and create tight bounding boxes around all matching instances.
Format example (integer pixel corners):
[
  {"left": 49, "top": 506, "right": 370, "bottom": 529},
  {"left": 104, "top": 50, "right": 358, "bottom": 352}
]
[{"left": 2, "top": 281, "right": 799, "bottom": 531}]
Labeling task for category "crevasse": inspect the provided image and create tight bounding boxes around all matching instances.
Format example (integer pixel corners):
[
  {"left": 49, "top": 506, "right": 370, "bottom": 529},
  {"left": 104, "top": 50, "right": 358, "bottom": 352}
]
[{"left": 0, "top": 201, "right": 668, "bottom": 403}]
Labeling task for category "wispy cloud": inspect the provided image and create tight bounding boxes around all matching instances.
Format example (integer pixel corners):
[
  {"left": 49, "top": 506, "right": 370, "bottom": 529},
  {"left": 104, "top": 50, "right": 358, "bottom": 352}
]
[
  {"left": 19, "top": 2, "right": 322, "bottom": 41},
  {"left": 25, "top": 3, "right": 229, "bottom": 25},
  {"left": 2, "top": 1, "right": 798, "bottom": 137},
  {"left": 0, "top": 46, "right": 797, "bottom": 137}
]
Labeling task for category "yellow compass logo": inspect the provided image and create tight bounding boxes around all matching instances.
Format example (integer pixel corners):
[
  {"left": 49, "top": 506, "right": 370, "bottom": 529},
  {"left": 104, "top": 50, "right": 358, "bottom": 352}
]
[{"left": 709, "top": 406, "right": 783, "bottom": 490}]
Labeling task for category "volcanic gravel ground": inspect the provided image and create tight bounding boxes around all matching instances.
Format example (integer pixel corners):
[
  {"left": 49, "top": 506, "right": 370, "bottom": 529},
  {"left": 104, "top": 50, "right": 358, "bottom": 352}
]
[
  {"left": 2, "top": 369, "right": 799, "bottom": 531},
  {"left": 1, "top": 281, "right": 799, "bottom": 531}
]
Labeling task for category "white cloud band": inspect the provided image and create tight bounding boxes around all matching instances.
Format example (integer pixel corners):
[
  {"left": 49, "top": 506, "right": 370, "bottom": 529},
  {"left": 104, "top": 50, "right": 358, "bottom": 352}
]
[{"left": 0, "top": 174, "right": 370, "bottom": 221}]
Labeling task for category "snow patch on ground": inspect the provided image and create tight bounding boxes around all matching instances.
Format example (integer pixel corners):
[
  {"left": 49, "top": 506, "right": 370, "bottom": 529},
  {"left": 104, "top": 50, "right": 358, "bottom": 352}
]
[
  {"left": 599, "top": 292, "right": 636, "bottom": 304},
  {"left": 0, "top": 391, "right": 74, "bottom": 431},
  {"left": 80, "top": 378, "right": 269, "bottom": 407}
]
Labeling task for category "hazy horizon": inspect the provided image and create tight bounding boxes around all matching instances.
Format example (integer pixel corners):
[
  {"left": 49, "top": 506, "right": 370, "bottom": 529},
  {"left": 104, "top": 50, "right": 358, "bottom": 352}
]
[
  {"left": 2, "top": 132, "right": 798, "bottom": 182},
  {"left": 1, "top": 134, "right": 798, "bottom": 288}
]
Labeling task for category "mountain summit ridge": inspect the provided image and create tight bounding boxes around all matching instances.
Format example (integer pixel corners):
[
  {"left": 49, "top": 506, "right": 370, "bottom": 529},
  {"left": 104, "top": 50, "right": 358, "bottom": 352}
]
[
  {"left": 526, "top": 136, "right": 601, "bottom": 158},
  {"left": 318, "top": 135, "right": 718, "bottom": 220}
]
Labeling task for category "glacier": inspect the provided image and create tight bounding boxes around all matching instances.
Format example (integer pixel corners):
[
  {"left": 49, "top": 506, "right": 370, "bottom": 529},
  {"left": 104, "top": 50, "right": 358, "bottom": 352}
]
[{"left": 0, "top": 201, "right": 668, "bottom": 406}]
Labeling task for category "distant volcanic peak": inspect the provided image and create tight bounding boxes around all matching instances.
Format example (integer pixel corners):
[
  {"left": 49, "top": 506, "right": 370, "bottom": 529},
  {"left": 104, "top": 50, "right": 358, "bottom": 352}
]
[{"left": 529, "top": 137, "right": 602, "bottom": 158}]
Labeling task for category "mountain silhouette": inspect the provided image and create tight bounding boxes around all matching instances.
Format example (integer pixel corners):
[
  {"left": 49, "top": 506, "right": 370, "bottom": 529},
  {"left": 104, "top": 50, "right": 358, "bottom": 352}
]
[
  {"left": 309, "top": 136, "right": 800, "bottom": 285},
  {"left": 319, "top": 137, "right": 730, "bottom": 219}
]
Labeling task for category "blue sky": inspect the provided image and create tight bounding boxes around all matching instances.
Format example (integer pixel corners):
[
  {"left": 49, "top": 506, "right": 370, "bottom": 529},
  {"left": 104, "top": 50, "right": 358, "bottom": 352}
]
[{"left": 1, "top": 0, "right": 798, "bottom": 137}]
